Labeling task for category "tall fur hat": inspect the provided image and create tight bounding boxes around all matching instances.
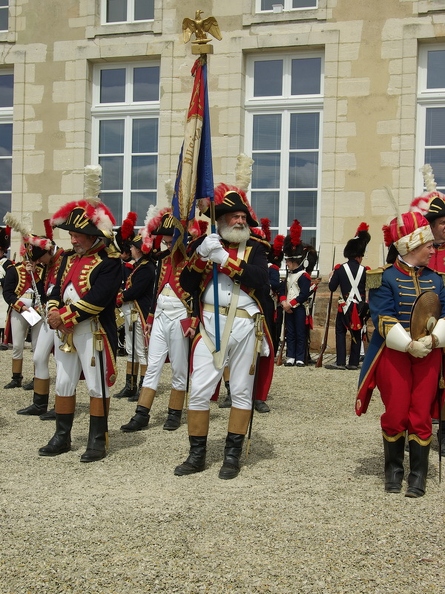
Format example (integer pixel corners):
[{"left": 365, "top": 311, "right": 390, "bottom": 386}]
[
  {"left": 50, "top": 165, "right": 115, "bottom": 238},
  {"left": 343, "top": 222, "right": 371, "bottom": 259}
]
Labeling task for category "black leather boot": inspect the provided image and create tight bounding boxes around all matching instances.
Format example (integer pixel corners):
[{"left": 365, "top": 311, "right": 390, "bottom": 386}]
[
  {"left": 113, "top": 374, "right": 137, "bottom": 399},
  {"left": 4, "top": 372, "right": 23, "bottom": 389},
  {"left": 38, "top": 413, "right": 74, "bottom": 456},
  {"left": 40, "top": 408, "right": 56, "bottom": 421},
  {"left": 163, "top": 408, "right": 182, "bottom": 431},
  {"left": 219, "top": 433, "right": 245, "bottom": 480},
  {"left": 120, "top": 405, "right": 150, "bottom": 432},
  {"left": 22, "top": 379, "right": 34, "bottom": 391},
  {"left": 17, "top": 392, "right": 49, "bottom": 416},
  {"left": 174, "top": 436, "right": 207, "bottom": 475},
  {"left": 80, "top": 415, "right": 107, "bottom": 462},
  {"left": 405, "top": 437, "right": 430, "bottom": 498},
  {"left": 383, "top": 432, "right": 405, "bottom": 493},
  {"left": 128, "top": 376, "right": 143, "bottom": 402},
  {"left": 219, "top": 382, "right": 232, "bottom": 409}
]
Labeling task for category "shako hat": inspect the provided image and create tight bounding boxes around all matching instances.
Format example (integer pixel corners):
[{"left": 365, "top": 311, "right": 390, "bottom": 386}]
[
  {"left": 343, "top": 222, "right": 371, "bottom": 259},
  {"left": 50, "top": 165, "right": 115, "bottom": 238}
]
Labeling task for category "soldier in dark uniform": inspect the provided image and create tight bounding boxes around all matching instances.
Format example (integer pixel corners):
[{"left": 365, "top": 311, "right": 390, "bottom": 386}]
[
  {"left": 39, "top": 169, "right": 122, "bottom": 462},
  {"left": 114, "top": 233, "right": 156, "bottom": 400},
  {"left": 326, "top": 223, "right": 371, "bottom": 371},
  {"left": 356, "top": 211, "right": 445, "bottom": 498},
  {"left": 0, "top": 225, "right": 13, "bottom": 348}
]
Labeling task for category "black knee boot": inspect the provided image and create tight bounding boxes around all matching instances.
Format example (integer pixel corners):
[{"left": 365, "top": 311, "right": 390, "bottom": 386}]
[
  {"left": 80, "top": 415, "right": 107, "bottom": 462},
  {"left": 120, "top": 405, "right": 150, "bottom": 432},
  {"left": 4, "top": 372, "right": 23, "bottom": 389},
  {"left": 38, "top": 413, "right": 74, "bottom": 456},
  {"left": 17, "top": 392, "right": 49, "bottom": 416},
  {"left": 383, "top": 432, "right": 405, "bottom": 493},
  {"left": 113, "top": 374, "right": 137, "bottom": 399},
  {"left": 218, "top": 433, "right": 245, "bottom": 480},
  {"left": 174, "top": 436, "right": 207, "bottom": 475},
  {"left": 405, "top": 437, "right": 431, "bottom": 498}
]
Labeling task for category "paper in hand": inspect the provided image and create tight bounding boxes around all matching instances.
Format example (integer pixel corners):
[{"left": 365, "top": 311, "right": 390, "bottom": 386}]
[{"left": 21, "top": 307, "right": 43, "bottom": 326}]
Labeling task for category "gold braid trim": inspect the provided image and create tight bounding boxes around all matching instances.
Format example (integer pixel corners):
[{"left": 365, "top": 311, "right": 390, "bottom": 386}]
[
  {"left": 408, "top": 434, "right": 432, "bottom": 446},
  {"left": 382, "top": 430, "right": 405, "bottom": 442}
]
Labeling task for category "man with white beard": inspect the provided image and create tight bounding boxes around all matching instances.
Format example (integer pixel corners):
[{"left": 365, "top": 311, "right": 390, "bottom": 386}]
[{"left": 174, "top": 183, "right": 274, "bottom": 480}]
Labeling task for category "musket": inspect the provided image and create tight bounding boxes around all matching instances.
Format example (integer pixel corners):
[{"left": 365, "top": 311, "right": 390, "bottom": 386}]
[
  {"left": 245, "top": 314, "right": 265, "bottom": 458},
  {"left": 93, "top": 320, "right": 109, "bottom": 449},
  {"left": 315, "top": 246, "right": 336, "bottom": 368},
  {"left": 130, "top": 307, "right": 138, "bottom": 389},
  {"left": 276, "top": 269, "right": 288, "bottom": 366},
  {"left": 25, "top": 253, "right": 47, "bottom": 327}
]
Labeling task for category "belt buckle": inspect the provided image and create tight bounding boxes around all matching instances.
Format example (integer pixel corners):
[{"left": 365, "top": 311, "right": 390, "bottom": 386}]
[{"left": 220, "top": 305, "right": 229, "bottom": 316}]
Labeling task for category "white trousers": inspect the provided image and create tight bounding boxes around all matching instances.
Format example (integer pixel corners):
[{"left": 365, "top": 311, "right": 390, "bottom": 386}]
[
  {"left": 10, "top": 305, "right": 43, "bottom": 360},
  {"left": 122, "top": 302, "right": 147, "bottom": 367},
  {"left": 53, "top": 320, "right": 109, "bottom": 399},
  {"left": 32, "top": 322, "right": 55, "bottom": 379},
  {"left": 189, "top": 313, "right": 256, "bottom": 411},
  {"left": 142, "top": 311, "right": 189, "bottom": 392}
]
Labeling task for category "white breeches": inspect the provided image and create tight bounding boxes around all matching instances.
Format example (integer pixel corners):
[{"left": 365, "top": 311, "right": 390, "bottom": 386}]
[
  {"left": 142, "top": 311, "right": 189, "bottom": 392},
  {"left": 32, "top": 323, "right": 55, "bottom": 379},
  {"left": 53, "top": 320, "right": 109, "bottom": 399},
  {"left": 189, "top": 314, "right": 256, "bottom": 411},
  {"left": 10, "top": 304, "right": 43, "bottom": 359},
  {"left": 122, "top": 302, "right": 147, "bottom": 366}
]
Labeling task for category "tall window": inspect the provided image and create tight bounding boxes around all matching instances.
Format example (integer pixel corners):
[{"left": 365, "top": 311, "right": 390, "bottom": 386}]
[
  {"left": 92, "top": 63, "right": 160, "bottom": 225},
  {"left": 0, "top": 0, "right": 8, "bottom": 31},
  {"left": 245, "top": 53, "right": 323, "bottom": 247},
  {"left": 257, "top": 0, "right": 317, "bottom": 11},
  {"left": 417, "top": 45, "right": 445, "bottom": 192},
  {"left": 103, "top": 0, "right": 154, "bottom": 24},
  {"left": 0, "top": 71, "right": 13, "bottom": 222}
]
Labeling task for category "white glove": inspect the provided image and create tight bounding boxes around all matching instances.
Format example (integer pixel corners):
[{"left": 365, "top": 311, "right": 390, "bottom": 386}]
[
  {"left": 417, "top": 335, "right": 433, "bottom": 350},
  {"left": 196, "top": 233, "right": 222, "bottom": 260},
  {"left": 208, "top": 246, "right": 229, "bottom": 266},
  {"left": 406, "top": 340, "right": 431, "bottom": 358},
  {"left": 431, "top": 318, "right": 445, "bottom": 348}
]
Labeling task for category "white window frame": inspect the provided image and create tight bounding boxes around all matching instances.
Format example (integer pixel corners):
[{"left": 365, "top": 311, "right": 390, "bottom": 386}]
[
  {"left": 416, "top": 43, "right": 445, "bottom": 194},
  {"left": 245, "top": 52, "right": 324, "bottom": 247},
  {"left": 0, "top": 69, "right": 13, "bottom": 220},
  {"left": 255, "top": 0, "right": 317, "bottom": 12},
  {"left": 91, "top": 62, "right": 160, "bottom": 224},
  {"left": 101, "top": 0, "right": 154, "bottom": 25}
]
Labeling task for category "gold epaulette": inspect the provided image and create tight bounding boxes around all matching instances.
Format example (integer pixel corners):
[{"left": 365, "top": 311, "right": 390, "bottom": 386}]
[
  {"left": 250, "top": 235, "right": 270, "bottom": 249},
  {"left": 366, "top": 265, "right": 390, "bottom": 290},
  {"left": 105, "top": 243, "right": 121, "bottom": 258}
]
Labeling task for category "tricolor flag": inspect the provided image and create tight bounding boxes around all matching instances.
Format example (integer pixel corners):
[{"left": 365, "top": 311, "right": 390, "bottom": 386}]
[{"left": 170, "top": 56, "right": 214, "bottom": 258}]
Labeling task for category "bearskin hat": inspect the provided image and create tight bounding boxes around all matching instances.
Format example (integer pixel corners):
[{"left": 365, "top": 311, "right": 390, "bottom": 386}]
[{"left": 343, "top": 222, "right": 371, "bottom": 259}]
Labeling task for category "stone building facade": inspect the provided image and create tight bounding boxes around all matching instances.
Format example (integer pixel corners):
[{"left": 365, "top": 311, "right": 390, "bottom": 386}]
[{"left": 0, "top": 0, "right": 444, "bottom": 274}]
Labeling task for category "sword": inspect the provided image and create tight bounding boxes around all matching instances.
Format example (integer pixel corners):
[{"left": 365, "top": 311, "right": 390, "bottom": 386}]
[{"left": 246, "top": 314, "right": 265, "bottom": 458}]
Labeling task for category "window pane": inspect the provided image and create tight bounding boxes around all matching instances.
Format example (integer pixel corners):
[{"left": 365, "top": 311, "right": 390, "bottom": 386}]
[
  {"left": 135, "top": 0, "right": 154, "bottom": 20},
  {"left": 0, "top": 7, "right": 8, "bottom": 31},
  {"left": 250, "top": 191, "right": 280, "bottom": 226},
  {"left": 0, "top": 74, "right": 13, "bottom": 108},
  {"left": 132, "top": 119, "right": 158, "bottom": 153},
  {"left": 0, "top": 123, "right": 13, "bottom": 155},
  {"left": 99, "top": 120, "right": 124, "bottom": 154},
  {"left": 288, "top": 153, "right": 318, "bottom": 188},
  {"left": 133, "top": 67, "right": 160, "bottom": 102},
  {"left": 427, "top": 50, "right": 445, "bottom": 90},
  {"left": 0, "top": 160, "right": 11, "bottom": 191},
  {"left": 0, "top": 193, "right": 11, "bottom": 223},
  {"left": 107, "top": 0, "right": 127, "bottom": 23},
  {"left": 253, "top": 114, "right": 281, "bottom": 150},
  {"left": 0, "top": 1, "right": 9, "bottom": 7},
  {"left": 290, "top": 113, "right": 319, "bottom": 150},
  {"left": 293, "top": 0, "right": 317, "bottom": 7},
  {"left": 254, "top": 61, "right": 283, "bottom": 97},
  {"left": 425, "top": 107, "right": 445, "bottom": 146},
  {"left": 131, "top": 155, "right": 157, "bottom": 189},
  {"left": 260, "top": 0, "right": 275, "bottom": 9},
  {"left": 425, "top": 149, "right": 445, "bottom": 188},
  {"left": 131, "top": 192, "right": 156, "bottom": 221},
  {"left": 99, "top": 156, "right": 124, "bottom": 190},
  {"left": 288, "top": 191, "right": 317, "bottom": 227},
  {"left": 100, "top": 69, "right": 126, "bottom": 103},
  {"left": 252, "top": 154, "right": 281, "bottom": 189},
  {"left": 291, "top": 58, "right": 321, "bottom": 95},
  {"left": 102, "top": 192, "right": 123, "bottom": 223}
]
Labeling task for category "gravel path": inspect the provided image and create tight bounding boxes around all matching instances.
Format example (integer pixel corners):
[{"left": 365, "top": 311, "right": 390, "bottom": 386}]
[{"left": 0, "top": 347, "right": 442, "bottom": 593}]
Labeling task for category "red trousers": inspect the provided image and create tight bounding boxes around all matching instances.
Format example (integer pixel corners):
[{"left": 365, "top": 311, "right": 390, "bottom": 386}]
[{"left": 376, "top": 347, "right": 441, "bottom": 440}]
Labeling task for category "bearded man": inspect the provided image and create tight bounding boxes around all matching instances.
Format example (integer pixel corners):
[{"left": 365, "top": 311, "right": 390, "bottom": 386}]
[{"left": 174, "top": 183, "right": 274, "bottom": 480}]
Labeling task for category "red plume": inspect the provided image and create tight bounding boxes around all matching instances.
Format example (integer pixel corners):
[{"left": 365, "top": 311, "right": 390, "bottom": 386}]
[
  {"left": 273, "top": 234, "right": 285, "bottom": 257},
  {"left": 44, "top": 219, "right": 54, "bottom": 241},
  {"left": 289, "top": 219, "right": 302, "bottom": 247},
  {"left": 261, "top": 218, "right": 271, "bottom": 242},
  {"left": 355, "top": 222, "right": 369, "bottom": 235},
  {"left": 121, "top": 211, "right": 137, "bottom": 241}
]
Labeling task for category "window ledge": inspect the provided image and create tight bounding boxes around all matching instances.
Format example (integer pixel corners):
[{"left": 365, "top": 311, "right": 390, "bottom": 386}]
[
  {"left": 86, "top": 20, "right": 161, "bottom": 40},
  {"left": 0, "top": 31, "right": 17, "bottom": 43},
  {"left": 418, "top": 0, "right": 445, "bottom": 14}
]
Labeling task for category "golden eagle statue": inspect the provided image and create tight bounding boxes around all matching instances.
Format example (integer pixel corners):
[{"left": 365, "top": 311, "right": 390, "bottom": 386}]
[{"left": 182, "top": 10, "right": 222, "bottom": 45}]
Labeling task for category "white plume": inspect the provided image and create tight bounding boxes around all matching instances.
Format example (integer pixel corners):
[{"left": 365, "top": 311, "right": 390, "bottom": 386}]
[
  {"left": 83, "top": 164, "right": 102, "bottom": 206},
  {"left": 420, "top": 164, "right": 437, "bottom": 193},
  {"left": 235, "top": 153, "right": 254, "bottom": 192},
  {"left": 3, "top": 212, "right": 32, "bottom": 236}
]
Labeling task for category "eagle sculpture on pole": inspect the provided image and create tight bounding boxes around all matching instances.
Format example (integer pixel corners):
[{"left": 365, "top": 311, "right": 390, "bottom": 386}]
[{"left": 182, "top": 10, "right": 222, "bottom": 48}]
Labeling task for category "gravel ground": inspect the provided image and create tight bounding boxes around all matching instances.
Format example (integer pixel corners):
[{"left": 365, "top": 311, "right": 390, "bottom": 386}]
[{"left": 0, "top": 346, "right": 443, "bottom": 594}]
